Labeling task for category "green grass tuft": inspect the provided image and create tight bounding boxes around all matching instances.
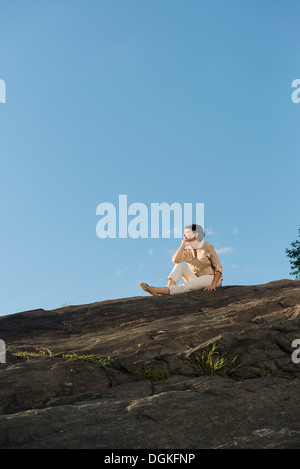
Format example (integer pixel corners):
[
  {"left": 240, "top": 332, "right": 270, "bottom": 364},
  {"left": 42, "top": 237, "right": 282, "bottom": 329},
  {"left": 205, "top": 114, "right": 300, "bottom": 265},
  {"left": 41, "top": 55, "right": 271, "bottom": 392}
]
[{"left": 189, "top": 343, "right": 243, "bottom": 377}]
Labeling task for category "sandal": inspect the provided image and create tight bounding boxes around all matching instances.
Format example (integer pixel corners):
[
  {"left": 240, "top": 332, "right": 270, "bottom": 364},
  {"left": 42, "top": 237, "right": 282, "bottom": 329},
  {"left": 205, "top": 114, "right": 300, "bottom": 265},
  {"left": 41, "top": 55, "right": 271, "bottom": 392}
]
[{"left": 140, "top": 282, "right": 158, "bottom": 296}]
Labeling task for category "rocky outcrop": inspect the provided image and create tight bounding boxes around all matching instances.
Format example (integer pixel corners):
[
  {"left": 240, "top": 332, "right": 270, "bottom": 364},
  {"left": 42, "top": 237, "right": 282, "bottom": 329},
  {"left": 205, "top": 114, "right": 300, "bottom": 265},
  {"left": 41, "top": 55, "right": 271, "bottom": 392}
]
[{"left": 0, "top": 279, "right": 300, "bottom": 448}]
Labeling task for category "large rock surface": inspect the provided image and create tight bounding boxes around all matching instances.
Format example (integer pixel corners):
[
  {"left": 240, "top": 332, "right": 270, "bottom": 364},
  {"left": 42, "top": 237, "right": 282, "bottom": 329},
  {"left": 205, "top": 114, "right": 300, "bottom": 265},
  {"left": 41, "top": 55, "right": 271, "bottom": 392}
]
[{"left": 0, "top": 279, "right": 300, "bottom": 449}]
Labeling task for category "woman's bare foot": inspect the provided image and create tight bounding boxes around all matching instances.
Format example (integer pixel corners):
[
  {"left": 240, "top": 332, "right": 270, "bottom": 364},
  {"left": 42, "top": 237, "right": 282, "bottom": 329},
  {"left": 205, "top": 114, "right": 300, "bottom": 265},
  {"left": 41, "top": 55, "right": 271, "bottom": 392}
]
[
  {"left": 140, "top": 283, "right": 158, "bottom": 296},
  {"left": 149, "top": 286, "right": 170, "bottom": 295},
  {"left": 140, "top": 283, "right": 170, "bottom": 296}
]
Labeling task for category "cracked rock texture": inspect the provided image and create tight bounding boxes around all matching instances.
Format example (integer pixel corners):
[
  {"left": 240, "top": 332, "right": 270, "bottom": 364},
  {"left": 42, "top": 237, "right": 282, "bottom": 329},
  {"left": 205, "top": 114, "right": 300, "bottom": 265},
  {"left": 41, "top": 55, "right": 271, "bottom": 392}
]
[{"left": 0, "top": 279, "right": 300, "bottom": 448}]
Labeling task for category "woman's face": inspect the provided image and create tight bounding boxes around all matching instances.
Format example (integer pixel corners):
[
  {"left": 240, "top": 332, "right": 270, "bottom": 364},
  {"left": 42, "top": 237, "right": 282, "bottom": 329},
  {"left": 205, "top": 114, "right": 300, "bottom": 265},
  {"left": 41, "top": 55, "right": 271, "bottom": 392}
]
[{"left": 183, "top": 228, "right": 197, "bottom": 242}]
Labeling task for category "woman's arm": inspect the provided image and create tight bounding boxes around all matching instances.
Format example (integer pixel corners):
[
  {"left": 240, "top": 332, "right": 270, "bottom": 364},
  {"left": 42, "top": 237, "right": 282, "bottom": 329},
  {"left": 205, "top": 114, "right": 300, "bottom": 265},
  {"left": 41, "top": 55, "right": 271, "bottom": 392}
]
[
  {"left": 172, "top": 240, "right": 187, "bottom": 263},
  {"left": 204, "top": 271, "right": 221, "bottom": 291},
  {"left": 203, "top": 244, "right": 222, "bottom": 291}
]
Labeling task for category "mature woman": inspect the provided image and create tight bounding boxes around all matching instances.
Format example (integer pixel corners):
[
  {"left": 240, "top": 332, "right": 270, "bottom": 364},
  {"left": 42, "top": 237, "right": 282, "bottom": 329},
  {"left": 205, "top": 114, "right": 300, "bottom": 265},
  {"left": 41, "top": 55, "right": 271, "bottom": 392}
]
[{"left": 140, "top": 224, "right": 223, "bottom": 296}]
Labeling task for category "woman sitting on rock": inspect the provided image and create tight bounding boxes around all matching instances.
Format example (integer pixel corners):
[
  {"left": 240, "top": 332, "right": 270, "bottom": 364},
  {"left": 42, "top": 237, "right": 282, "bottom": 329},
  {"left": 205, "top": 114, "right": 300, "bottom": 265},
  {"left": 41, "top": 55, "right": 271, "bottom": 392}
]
[{"left": 140, "top": 224, "right": 223, "bottom": 296}]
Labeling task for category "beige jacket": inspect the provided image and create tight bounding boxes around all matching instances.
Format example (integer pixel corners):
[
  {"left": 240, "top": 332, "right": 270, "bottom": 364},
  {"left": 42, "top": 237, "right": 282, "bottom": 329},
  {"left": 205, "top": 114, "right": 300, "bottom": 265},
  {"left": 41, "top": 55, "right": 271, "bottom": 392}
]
[{"left": 180, "top": 242, "right": 223, "bottom": 279}]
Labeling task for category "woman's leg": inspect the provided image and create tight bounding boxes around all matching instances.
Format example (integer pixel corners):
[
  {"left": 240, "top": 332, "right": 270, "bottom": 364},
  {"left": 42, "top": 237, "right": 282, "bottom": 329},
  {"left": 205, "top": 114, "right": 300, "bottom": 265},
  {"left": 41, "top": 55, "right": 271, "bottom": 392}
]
[
  {"left": 149, "top": 286, "right": 170, "bottom": 295},
  {"left": 168, "top": 263, "right": 197, "bottom": 284},
  {"left": 169, "top": 274, "right": 222, "bottom": 295},
  {"left": 167, "top": 278, "right": 176, "bottom": 286},
  {"left": 149, "top": 263, "right": 197, "bottom": 296}
]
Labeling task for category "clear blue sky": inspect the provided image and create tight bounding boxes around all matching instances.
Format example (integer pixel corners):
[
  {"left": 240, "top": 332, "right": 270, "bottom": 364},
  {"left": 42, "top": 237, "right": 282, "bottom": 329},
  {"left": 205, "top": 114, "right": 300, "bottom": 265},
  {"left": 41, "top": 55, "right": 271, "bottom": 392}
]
[{"left": 0, "top": 0, "right": 299, "bottom": 316}]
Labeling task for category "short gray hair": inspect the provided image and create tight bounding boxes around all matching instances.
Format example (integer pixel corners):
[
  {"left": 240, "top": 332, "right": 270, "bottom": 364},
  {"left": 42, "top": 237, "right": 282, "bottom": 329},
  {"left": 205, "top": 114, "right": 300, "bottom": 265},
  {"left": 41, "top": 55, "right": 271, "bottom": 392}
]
[{"left": 185, "top": 224, "right": 204, "bottom": 241}]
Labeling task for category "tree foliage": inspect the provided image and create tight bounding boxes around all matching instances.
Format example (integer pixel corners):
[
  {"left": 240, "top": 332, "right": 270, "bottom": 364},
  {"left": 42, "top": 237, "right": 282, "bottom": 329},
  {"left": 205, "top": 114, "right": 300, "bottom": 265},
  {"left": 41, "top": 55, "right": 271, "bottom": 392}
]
[{"left": 286, "top": 229, "right": 300, "bottom": 279}]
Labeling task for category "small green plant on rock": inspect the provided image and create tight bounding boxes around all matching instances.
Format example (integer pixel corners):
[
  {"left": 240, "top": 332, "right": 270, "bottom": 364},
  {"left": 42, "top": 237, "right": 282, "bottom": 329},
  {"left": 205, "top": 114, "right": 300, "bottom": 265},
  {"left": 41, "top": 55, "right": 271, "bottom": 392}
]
[
  {"left": 12, "top": 351, "right": 41, "bottom": 358},
  {"left": 189, "top": 343, "right": 242, "bottom": 377},
  {"left": 61, "top": 302, "right": 73, "bottom": 308},
  {"left": 62, "top": 353, "right": 111, "bottom": 367},
  {"left": 136, "top": 367, "right": 169, "bottom": 382},
  {"left": 143, "top": 367, "right": 169, "bottom": 381}
]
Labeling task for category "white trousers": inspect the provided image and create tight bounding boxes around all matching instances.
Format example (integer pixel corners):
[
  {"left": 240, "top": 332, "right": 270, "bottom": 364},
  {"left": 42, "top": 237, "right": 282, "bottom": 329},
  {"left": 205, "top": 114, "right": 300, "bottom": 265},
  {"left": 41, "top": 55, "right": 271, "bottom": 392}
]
[{"left": 168, "top": 263, "right": 222, "bottom": 295}]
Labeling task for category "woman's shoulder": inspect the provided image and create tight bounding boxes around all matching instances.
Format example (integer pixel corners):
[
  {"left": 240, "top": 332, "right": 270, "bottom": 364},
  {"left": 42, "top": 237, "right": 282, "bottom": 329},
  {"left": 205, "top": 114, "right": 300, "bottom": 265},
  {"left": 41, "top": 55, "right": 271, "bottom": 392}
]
[
  {"left": 203, "top": 242, "right": 216, "bottom": 252},
  {"left": 203, "top": 241, "right": 214, "bottom": 248}
]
